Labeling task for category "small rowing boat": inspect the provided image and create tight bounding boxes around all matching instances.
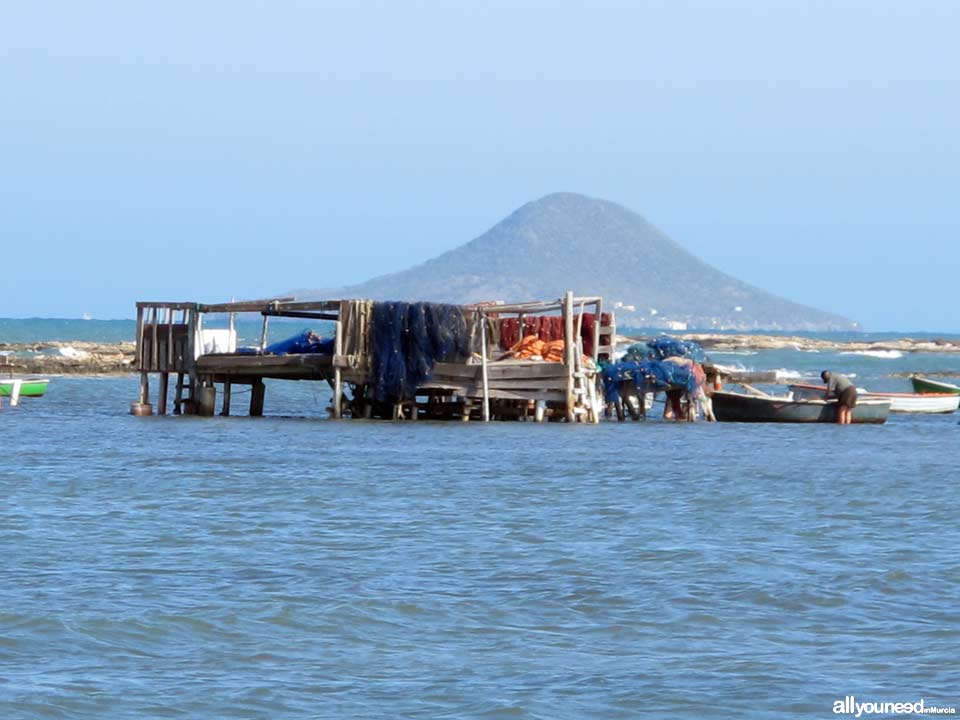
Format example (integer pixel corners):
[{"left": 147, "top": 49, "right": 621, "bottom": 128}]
[
  {"left": 910, "top": 375, "right": 960, "bottom": 395},
  {"left": 789, "top": 383, "right": 959, "bottom": 414},
  {"left": 0, "top": 377, "right": 50, "bottom": 398},
  {"left": 712, "top": 390, "right": 891, "bottom": 424}
]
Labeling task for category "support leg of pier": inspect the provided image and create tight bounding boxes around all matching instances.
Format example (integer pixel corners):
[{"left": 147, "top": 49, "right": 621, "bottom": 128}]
[
  {"left": 198, "top": 383, "right": 216, "bottom": 417},
  {"left": 221, "top": 381, "right": 231, "bottom": 416},
  {"left": 250, "top": 380, "right": 265, "bottom": 417},
  {"left": 130, "top": 372, "right": 153, "bottom": 416},
  {"left": 173, "top": 373, "right": 184, "bottom": 415},
  {"left": 158, "top": 373, "right": 169, "bottom": 415}
]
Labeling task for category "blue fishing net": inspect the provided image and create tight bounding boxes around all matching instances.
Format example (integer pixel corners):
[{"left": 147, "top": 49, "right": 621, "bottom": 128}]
[
  {"left": 265, "top": 330, "right": 334, "bottom": 355},
  {"left": 370, "top": 302, "right": 471, "bottom": 402},
  {"left": 623, "top": 336, "right": 706, "bottom": 363},
  {"left": 602, "top": 359, "right": 700, "bottom": 403}
]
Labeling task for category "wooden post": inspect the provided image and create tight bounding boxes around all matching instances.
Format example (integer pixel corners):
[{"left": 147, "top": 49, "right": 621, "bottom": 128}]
[
  {"left": 563, "top": 291, "right": 575, "bottom": 422},
  {"left": 332, "top": 310, "right": 343, "bottom": 419},
  {"left": 198, "top": 382, "right": 216, "bottom": 417},
  {"left": 221, "top": 380, "right": 232, "bottom": 416},
  {"left": 173, "top": 373, "right": 184, "bottom": 415},
  {"left": 260, "top": 312, "right": 270, "bottom": 352},
  {"left": 187, "top": 307, "right": 199, "bottom": 411},
  {"left": 139, "top": 371, "right": 149, "bottom": 404},
  {"left": 165, "top": 307, "right": 174, "bottom": 371},
  {"left": 150, "top": 307, "right": 159, "bottom": 371},
  {"left": 479, "top": 311, "right": 491, "bottom": 422},
  {"left": 158, "top": 372, "right": 169, "bottom": 415},
  {"left": 135, "top": 306, "right": 145, "bottom": 370},
  {"left": 593, "top": 299, "right": 602, "bottom": 366},
  {"left": 250, "top": 379, "right": 265, "bottom": 417}
]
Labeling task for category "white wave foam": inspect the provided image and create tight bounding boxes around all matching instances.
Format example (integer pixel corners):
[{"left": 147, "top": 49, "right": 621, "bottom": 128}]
[
  {"left": 774, "top": 369, "right": 804, "bottom": 380},
  {"left": 839, "top": 350, "right": 904, "bottom": 359},
  {"left": 58, "top": 346, "right": 90, "bottom": 359},
  {"left": 710, "top": 350, "right": 758, "bottom": 356}
]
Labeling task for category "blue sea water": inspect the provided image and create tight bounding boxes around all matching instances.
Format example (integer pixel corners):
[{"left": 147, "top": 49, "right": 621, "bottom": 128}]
[{"left": 2, "top": 320, "right": 959, "bottom": 718}]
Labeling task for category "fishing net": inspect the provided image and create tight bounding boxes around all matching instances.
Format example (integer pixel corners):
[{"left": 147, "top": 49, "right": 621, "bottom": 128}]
[
  {"left": 622, "top": 336, "right": 706, "bottom": 363},
  {"left": 601, "top": 359, "right": 703, "bottom": 403},
  {"left": 265, "top": 330, "right": 335, "bottom": 355},
  {"left": 370, "top": 301, "right": 471, "bottom": 402}
]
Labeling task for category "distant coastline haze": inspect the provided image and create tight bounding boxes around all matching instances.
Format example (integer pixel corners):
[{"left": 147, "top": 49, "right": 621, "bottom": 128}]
[{"left": 1, "top": 2, "right": 957, "bottom": 330}]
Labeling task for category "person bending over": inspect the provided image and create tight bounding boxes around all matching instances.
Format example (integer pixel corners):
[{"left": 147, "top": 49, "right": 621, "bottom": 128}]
[{"left": 821, "top": 370, "right": 857, "bottom": 425}]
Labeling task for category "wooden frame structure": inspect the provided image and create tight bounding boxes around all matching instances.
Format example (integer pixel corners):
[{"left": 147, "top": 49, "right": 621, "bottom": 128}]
[{"left": 132, "top": 292, "right": 616, "bottom": 422}]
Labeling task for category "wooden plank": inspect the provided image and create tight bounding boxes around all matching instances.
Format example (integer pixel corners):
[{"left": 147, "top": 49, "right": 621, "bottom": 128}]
[
  {"left": 486, "top": 378, "right": 573, "bottom": 390},
  {"left": 198, "top": 297, "right": 296, "bottom": 313},
  {"left": 432, "top": 361, "right": 569, "bottom": 380},
  {"left": 262, "top": 310, "right": 339, "bottom": 321},
  {"left": 136, "top": 301, "right": 197, "bottom": 311},
  {"left": 479, "top": 300, "right": 563, "bottom": 314},
  {"left": 196, "top": 354, "right": 333, "bottom": 371},
  {"left": 269, "top": 300, "right": 343, "bottom": 312}
]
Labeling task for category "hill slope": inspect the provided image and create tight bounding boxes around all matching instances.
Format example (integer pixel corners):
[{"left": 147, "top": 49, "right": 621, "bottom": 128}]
[{"left": 300, "top": 193, "right": 856, "bottom": 330}]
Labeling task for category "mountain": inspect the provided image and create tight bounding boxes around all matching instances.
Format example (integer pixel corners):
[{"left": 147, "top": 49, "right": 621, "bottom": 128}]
[{"left": 297, "top": 193, "right": 857, "bottom": 331}]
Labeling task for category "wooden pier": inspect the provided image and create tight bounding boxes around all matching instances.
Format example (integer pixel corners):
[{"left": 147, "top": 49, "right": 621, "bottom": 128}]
[{"left": 132, "top": 292, "right": 616, "bottom": 422}]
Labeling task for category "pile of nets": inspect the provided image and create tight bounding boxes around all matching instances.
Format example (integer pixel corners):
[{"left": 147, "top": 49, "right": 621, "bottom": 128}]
[
  {"left": 602, "top": 359, "right": 703, "bottom": 403},
  {"left": 622, "top": 336, "right": 706, "bottom": 363},
  {"left": 265, "top": 330, "right": 334, "bottom": 355},
  {"left": 370, "top": 301, "right": 471, "bottom": 402}
]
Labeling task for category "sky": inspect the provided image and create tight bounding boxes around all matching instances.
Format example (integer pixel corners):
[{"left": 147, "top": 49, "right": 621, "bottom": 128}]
[{"left": 1, "top": 1, "right": 957, "bottom": 331}]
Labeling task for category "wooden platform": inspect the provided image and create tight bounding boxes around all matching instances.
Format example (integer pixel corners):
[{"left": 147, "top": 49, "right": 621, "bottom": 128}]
[{"left": 132, "top": 293, "right": 613, "bottom": 422}]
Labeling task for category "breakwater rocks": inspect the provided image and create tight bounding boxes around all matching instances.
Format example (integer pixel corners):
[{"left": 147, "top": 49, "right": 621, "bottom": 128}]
[
  {"left": 679, "top": 334, "right": 960, "bottom": 354},
  {"left": 0, "top": 342, "right": 136, "bottom": 375}
]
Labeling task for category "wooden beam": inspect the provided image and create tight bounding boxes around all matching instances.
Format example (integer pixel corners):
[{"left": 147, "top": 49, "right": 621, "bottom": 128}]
[
  {"left": 198, "top": 297, "right": 296, "bottom": 313},
  {"left": 262, "top": 310, "right": 339, "bottom": 321}
]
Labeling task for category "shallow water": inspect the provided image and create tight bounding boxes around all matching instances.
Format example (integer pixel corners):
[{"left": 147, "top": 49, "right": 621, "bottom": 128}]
[{"left": 2, "top": 374, "right": 959, "bottom": 718}]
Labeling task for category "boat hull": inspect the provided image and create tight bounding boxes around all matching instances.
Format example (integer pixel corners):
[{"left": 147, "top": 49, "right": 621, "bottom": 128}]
[
  {"left": 910, "top": 376, "right": 960, "bottom": 395},
  {"left": 790, "top": 383, "right": 959, "bottom": 414},
  {"left": 0, "top": 378, "right": 50, "bottom": 397},
  {"left": 712, "top": 391, "right": 890, "bottom": 424}
]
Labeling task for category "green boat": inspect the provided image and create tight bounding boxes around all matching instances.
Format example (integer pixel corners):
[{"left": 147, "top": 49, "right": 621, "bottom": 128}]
[
  {"left": 0, "top": 378, "right": 50, "bottom": 398},
  {"left": 910, "top": 375, "right": 960, "bottom": 395}
]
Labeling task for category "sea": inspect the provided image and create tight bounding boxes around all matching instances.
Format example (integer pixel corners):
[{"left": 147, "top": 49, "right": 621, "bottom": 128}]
[{"left": 2, "top": 319, "right": 959, "bottom": 719}]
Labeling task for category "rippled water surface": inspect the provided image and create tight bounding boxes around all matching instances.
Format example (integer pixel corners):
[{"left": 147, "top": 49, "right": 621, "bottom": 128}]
[{"left": 2, "top": 375, "right": 959, "bottom": 718}]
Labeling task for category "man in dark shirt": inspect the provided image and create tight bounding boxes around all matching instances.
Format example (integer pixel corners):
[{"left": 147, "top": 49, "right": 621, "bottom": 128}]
[{"left": 821, "top": 370, "right": 857, "bottom": 424}]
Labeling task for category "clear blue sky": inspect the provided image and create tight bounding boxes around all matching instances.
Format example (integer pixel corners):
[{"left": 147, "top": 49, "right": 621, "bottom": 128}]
[{"left": 1, "top": 1, "right": 957, "bottom": 330}]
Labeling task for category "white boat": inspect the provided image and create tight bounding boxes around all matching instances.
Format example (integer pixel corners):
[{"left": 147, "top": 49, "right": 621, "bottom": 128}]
[{"left": 789, "top": 383, "right": 960, "bottom": 414}]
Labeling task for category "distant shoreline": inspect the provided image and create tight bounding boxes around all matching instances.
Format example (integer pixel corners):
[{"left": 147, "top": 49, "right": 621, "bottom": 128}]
[{"left": 4, "top": 334, "right": 960, "bottom": 377}]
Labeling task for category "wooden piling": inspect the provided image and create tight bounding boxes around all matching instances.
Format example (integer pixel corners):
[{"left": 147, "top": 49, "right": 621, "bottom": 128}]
[
  {"left": 158, "top": 372, "right": 169, "bottom": 415},
  {"left": 250, "top": 380, "right": 265, "bottom": 417},
  {"left": 221, "top": 380, "right": 231, "bottom": 416},
  {"left": 479, "top": 311, "right": 491, "bottom": 422},
  {"left": 332, "top": 310, "right": 343, "bottom": 419},
  {"left": 564, "top": 291, "right": 576, "bottom": 422}
]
